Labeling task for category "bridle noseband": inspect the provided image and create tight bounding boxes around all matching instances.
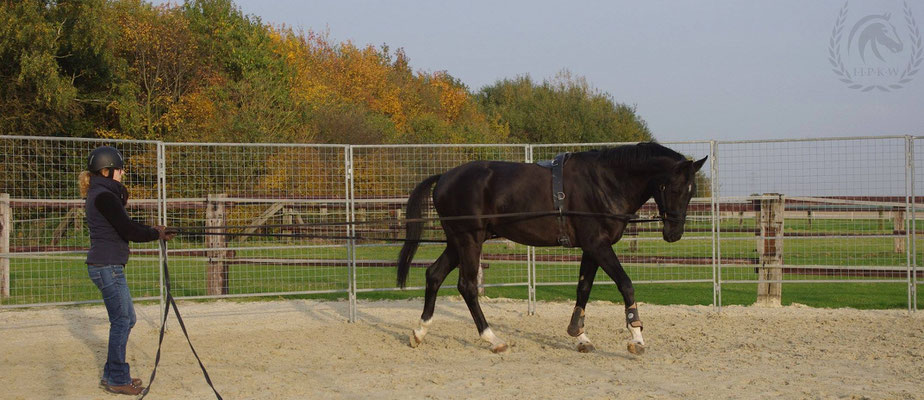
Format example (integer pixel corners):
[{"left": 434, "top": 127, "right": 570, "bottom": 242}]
[{"left": 656, "top": 184, "right": 686, "bottom": 224}]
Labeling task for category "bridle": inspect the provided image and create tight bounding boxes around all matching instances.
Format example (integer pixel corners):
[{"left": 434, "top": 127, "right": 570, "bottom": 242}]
[{"left": 655, "top": 183, "right": 687, "bottom": 224}]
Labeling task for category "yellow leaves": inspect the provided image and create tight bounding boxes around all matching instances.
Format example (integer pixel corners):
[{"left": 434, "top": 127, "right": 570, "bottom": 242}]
[
  {"left": 429, "top": 73, "right": 468, "bottom": 123},
  {"left": 256, "top": 147, "right": 342, "bottom": 198},
  {"left": 351, "top": 149, "right": 407, "bottom": 198},
  {"left": 275, "top": 30, "right": 420, "bottom": 134},
  {"left": 115, "top": 4, "right": 205, "bottom": 138},
  {"left": 160, "top": 91, "right": 216, "bottom": 141},
  {"left": 95, "top": 128, "right": 132, "bottom": 140},
  {"left": 123, "top": 150, "right": 158, "bottom": 200},
  {"left": 269, "top": 27, "right": 513, "bottom": 144}
]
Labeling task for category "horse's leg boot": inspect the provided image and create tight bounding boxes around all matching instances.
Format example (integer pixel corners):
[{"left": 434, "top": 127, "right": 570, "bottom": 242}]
[{"left": 567, "top": 306, "right": 585, "bottom": 337}]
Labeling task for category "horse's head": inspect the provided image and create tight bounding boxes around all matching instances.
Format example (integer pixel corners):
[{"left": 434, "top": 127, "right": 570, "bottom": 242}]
[
  {"left": 653, "top": 156, "right": 707, "bottom": 243},
  {"left": 851, "top": 13, "right": 904, "bottom": 62}
]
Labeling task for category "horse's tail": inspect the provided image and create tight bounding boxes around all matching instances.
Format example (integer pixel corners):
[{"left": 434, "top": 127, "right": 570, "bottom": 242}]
[{"left": 397, "top": 174, "right": 442, "bottom": 288}]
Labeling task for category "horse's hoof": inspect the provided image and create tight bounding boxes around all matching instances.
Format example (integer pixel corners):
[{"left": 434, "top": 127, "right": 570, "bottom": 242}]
[
  {"left": 626, "top": 341, "right": 646, "bottom": 355},
  {"left": 577, "top": 342, "right": 595, "bottom": 353},
  {"left": 491, "top": 343, "right": 508, "bottom": 353},
  {"left": 409, "top": 331, "right": 423, "bottom": 348}
]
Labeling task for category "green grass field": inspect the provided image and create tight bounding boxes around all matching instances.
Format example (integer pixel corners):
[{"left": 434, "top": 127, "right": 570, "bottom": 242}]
[{"left": 2, "top": 218, "right": 922, "bottom": 310}]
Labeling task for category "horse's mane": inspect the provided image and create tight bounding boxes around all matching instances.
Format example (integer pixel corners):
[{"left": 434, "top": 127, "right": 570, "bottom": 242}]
[{"left": 590, "top": 142, "right": 685, "bottom": 167}]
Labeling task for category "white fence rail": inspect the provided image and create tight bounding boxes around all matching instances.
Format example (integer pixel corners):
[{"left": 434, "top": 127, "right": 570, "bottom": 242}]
[{"left": 0, "top": 135, "right": 920, "bottom": 315}]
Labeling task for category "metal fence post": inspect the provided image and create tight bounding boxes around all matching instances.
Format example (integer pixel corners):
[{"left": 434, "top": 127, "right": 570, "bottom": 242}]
[
  {"left": 711, "top": 141, "right": 723, "bottom": 311},
  {"left": 526, "top": 144, "right": 536, "bottom": 315},
  {"left": 157, "top": 142, "right": 166, "bottom": 321},
  {"left": 905, "top": 136, "right": 914, "bottom": 313},
  {"left": 912, "top": 137, "right": 918, "bottom": 313},
  {"left": 710, "top": 141, "right": 719, "bottom": 311},
  {"left": 0, "top": 193, "right": 10, "bottom": 300},
  {"left": 347, "top": 146, "right": 357, "bottom": 323}
]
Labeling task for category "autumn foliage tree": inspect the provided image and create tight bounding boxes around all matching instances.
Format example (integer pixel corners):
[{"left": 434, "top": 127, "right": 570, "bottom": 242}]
[
  {"left": 112, "top": 2, "right": 204, "bottom": 139},
  {"left": 276, "top": 31, "right": 507, "bottom": 144},
  {"left": 1, "top": 0, "right": 651, "bottom": 146}
]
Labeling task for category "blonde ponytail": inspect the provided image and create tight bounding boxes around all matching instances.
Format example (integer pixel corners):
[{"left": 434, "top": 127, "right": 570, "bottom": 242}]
[{"left": 78, "top": 171, "right": 92, "bottom": 198}]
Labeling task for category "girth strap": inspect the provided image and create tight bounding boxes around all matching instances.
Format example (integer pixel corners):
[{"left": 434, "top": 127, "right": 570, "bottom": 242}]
[{"left": 538, "top": 152, "right": 572, "bottom": 247}]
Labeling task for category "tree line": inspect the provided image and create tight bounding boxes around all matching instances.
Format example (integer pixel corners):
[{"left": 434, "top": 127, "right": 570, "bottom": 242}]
[{"left": 1, "top": 0, "right": 653, "bottom": 145}]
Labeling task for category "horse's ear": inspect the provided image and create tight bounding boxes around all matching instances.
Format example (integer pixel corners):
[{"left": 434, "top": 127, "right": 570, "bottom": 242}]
[
  {"left": 673, "top": 159, "right": 692, "bottom": 173},
  {"left": 692, "top": 156, "right": 707, "bottom": 173}
]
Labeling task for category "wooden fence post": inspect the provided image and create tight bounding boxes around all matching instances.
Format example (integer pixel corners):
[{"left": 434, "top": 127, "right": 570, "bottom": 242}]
[
  {"left": 893, "top": 209, "right": 906, "bottom": 253},
  {"left": 626, "top": 224, "right": 639, "bottom": 252},
  {"left": 1, "top": 193, "right": 10, "bottom": 300},
  {"left": 391, "top": 207, "right": 403, "bottom": 241},
  {"left": 756, "top": 194, "right": 784, "bottom": 307},
  {"left": 206, "top": 194, "right": 229, "bottom": 296},
  {"left": 477, "top": 263, "right": 486, "bottom": 296},
  {"left": 283, "top": 206, "right": 293, "bottom": 243}
]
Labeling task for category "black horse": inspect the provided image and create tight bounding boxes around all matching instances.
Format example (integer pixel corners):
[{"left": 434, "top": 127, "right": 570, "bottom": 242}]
[{"left": 397, "top": 142, "right": 707, "bottom": 354}]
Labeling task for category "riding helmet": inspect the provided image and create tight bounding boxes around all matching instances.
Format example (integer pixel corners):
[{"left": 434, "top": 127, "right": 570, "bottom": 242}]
[{"left": 87, "top": 146, "right": 124, "bottom": 173}]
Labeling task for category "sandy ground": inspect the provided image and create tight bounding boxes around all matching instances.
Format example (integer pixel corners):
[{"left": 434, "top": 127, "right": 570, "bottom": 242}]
[{"left": 1, "top": 297, "right": 923, "bottom": 400}]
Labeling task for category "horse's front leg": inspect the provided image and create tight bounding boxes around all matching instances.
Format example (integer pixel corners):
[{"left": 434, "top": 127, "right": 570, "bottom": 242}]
[
  {"left": 591, "top": 245, "right": 646, "bottom": 355},
  {"left": 569, "top": 252, "right": 598, "bottom": 352}
]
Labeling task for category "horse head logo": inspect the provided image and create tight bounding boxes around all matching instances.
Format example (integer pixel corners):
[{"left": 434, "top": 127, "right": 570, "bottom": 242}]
[{"left": 848, "top": 13, "right": 904, "bottom": 63}]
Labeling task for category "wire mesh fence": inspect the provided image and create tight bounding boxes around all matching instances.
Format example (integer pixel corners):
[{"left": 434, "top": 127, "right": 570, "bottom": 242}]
[
  {"left": 350, "top": 145, "right": 530, "bottom": 293},
  {"left": 162, "top": 143, "right": 350, "bottom": 299},
  {"left": 716, "top": 137, "right": 909, "bottom": 286},
  {"left": 0, "top": 135, "right": 920, "bottom": 312},
  {"left": 530, "top": 142, "right": 715, "bottom": 300},
  {"left": 0, "top": 136, "right": 161, "bottom": 306}
]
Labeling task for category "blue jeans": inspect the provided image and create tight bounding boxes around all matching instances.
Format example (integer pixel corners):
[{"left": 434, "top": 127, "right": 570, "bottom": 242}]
[{"left": 88, "top": 265, "right": 137, "bottom": 386}]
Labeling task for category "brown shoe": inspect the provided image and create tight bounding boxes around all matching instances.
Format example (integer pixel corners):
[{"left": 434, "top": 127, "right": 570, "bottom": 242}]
[
  {"left": 105, "top": 383, "right": 144, "bottom": 395},
  {"left": 99, "top": 378, "right": 142, "bottom": 388}
]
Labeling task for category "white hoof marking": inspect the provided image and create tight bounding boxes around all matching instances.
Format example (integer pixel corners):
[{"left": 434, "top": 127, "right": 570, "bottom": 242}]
[
  {"left": 576, "top": 333, "right": 595, "bottom": 353},
  {"left": 628, "top": 325, "right": 645, "bottom": 346},
  {"left": 480, "top": 327, "right": 508, "bottom": 353},
  {"left": 410, "top": 318, "right": 432, "bottom": 348}
]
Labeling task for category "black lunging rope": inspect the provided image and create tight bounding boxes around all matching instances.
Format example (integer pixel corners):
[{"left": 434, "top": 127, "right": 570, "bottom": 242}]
[
  {"left": 166, "top": 210, "right": 662, "bottom": 241},
  {"left": 141, "top": 209, "right": 662, "bottom": 399},
  {"left": 141, "top": 240, "right": 223, "bottom": 400}
]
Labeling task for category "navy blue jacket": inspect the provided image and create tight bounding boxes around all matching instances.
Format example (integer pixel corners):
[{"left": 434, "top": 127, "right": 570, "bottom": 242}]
[{"left": 85, "top": 176, "right": 159, "bottom": 266}]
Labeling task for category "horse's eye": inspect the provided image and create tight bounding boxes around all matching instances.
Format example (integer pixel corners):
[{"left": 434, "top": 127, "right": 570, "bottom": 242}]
[{"left": 659, "top": 184, "right": 666, "bottom": 192}]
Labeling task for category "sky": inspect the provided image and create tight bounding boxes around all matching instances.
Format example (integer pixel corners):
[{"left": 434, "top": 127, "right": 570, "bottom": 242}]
[{"left": 155, "top": 0, "right": 924, "bottom": 143}]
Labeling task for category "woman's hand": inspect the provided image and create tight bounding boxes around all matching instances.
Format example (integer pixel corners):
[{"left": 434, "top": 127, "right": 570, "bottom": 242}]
[{"left": 154, "top": 225, "right": 177, "bottom": 241}]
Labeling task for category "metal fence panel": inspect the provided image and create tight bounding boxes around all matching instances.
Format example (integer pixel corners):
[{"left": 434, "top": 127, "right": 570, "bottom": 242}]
[
  {"left": 529, "top": 141, "right": 715, "bottom": 296},
  {"left": 716, "top": 137, "right": 909, "bottom": 287},
  {"left": 1, "top": 136, "right": 919, "bottom": 311},
  {"left": 162, "top": 143, "right": 350, "bottom": 299},
  {"left": 914, "top": 137, "right": 923, "bottom": 311},
  {"left": 0, "top": 137, "right": 161, "bottom": 306},
  {"left": 349, "top": 145, "right": 530, "bottom": 292}
]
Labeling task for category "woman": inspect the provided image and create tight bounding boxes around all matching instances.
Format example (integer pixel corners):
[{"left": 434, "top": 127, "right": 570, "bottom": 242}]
[{"left": 79, "top": 146, "right": 175, "bottom": 395}]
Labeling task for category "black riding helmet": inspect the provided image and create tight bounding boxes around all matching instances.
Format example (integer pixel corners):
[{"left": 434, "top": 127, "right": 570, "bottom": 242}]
[{"left": 87, "top": 146, "right": 124, "bottom": 178}]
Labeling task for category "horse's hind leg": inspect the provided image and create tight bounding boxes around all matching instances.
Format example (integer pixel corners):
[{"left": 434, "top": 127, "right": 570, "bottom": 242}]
[
  {"left": 456, "top": 238, "right": 507, "bottom": 353},
  {"left": 410, "top": 247, "right": 459, "bottom": 348},
  {"left": 569, "top": 252, "right": 598, "bottom": 353}
]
